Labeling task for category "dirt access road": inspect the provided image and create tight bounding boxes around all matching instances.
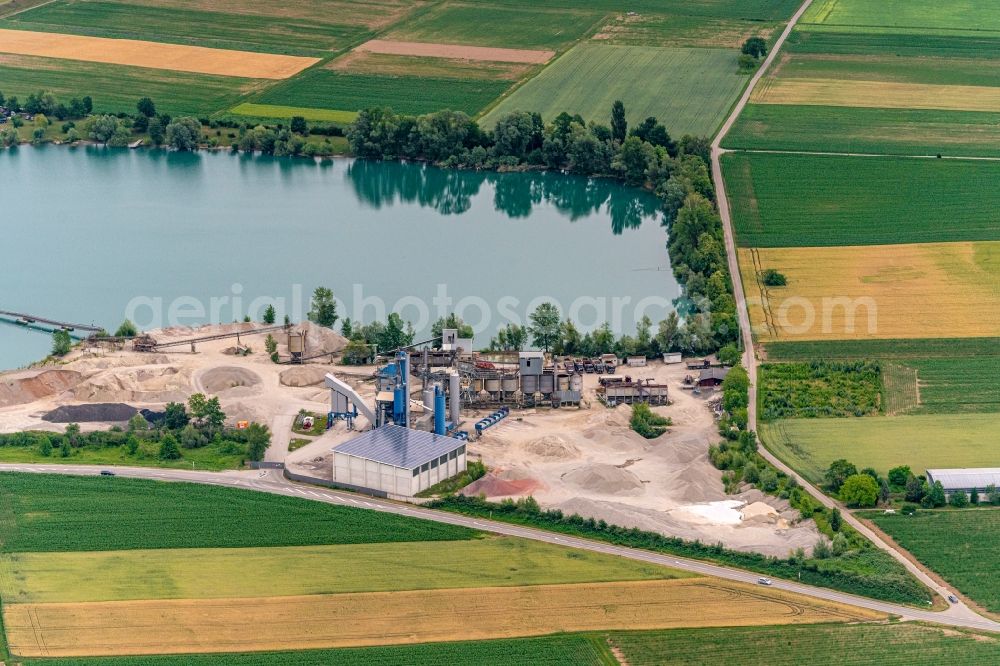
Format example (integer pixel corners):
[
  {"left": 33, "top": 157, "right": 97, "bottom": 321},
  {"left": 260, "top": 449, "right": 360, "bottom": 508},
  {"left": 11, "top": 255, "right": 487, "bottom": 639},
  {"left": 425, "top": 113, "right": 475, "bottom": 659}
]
[
  {"left": 0, "top": 463, "right": 996, "bottom": 633},
  {"left": 709, "top": 0, "right": 981, "bottom": 621}
]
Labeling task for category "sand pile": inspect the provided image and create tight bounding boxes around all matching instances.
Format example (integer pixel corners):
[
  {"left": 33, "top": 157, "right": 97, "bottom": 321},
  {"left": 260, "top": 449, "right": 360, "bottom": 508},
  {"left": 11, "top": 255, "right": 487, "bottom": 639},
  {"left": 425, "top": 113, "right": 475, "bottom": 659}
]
[
  {"left": 280, "top": 366, "right": 334, "bottom": 387},
  {"left": 461, "top": 472, "right": 541, "bottom": 498},
  {"left": 521, "top": 435, "right": 580, "bottom": 460},
  {"left": 0, "top": 369, "right": 82, "bottom": 407},
  {"left": 296, "top": 322, "right": 347, "bottom": 355},
  {"left": 43, "top": 403, "right": 137, "bottom": 423},
  {"left": 564, "top": 464, "right": 644, "bottom": 496},
  {"left": 741, "top": 501, "right": 780, "bottom": 524},
  {"left": 200, "top": 367, "right": 261, "bottom": 394},
  {"left": 71, "top": 366, "right": 190, "bottom": 403}
]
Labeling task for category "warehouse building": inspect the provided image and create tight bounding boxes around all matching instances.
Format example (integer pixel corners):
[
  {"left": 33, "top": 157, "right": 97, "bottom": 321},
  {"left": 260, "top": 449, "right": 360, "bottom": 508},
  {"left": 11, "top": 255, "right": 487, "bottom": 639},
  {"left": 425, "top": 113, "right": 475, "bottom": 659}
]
[
  {"left": 927, "top": 468, "right": 1000, "bottom": 494},
  {"left": 332, "top": 424, "right": 467, "bottom": 496}
]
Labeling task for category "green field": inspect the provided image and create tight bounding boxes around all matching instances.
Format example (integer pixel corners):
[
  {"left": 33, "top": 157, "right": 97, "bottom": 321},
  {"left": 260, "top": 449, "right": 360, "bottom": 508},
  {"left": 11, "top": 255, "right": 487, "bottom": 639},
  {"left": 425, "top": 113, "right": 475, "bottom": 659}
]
[
  {"left": 482, "top": 44, "right": 748, "bottom": 136},
  {"left": 0, "top": 0, "right": 371, "bottom": 56},
  {"left": 463, "top": 0, "right": 801, "bottom": 20},
  {"left": 0, "top": 539, "right": 681, "bottom": 603},
  {"left": 231, "top": 103, "right": 357, "bottom": 123},
  {"left": 385, "top": 2, "right": 600, "bottom": 51},
  {"left": 761, "top": 414, "right": 1000, "bottom": 483},
  {"left": 868, "top": 509, "right": 1000, "bottom": 612},
  {"left": 786, "top": 29, "right": 1000, "bottom": 58},
  {"left": 610, "top": 623, "right": 1000, "bottom": 665},
  {"left": 724, "top": 104, "right": 1000, "bottom": 157},
  {"left": 800, "top": 0, "right": 1000, "bottom": 35},
  {"left": 768, "top": 51, "right": 1000, "bottom": 88},
  {"left": 759, "top": 361, "right": 881, "bottom": 420},
  {"left": 723, "top": 152, "right": 1000, "bottom": 247},
  {"left": 0, "top": 55, "right": 267, "bottom": 117},
  {"left": 0, "top": 473, "right": 475, "bottom": 552},
  {"left": 763, "top": 338, "right": 1000, "bottom": 415},
  {"left": 256, "top": 70, "right": 511, "bottom": 116}
]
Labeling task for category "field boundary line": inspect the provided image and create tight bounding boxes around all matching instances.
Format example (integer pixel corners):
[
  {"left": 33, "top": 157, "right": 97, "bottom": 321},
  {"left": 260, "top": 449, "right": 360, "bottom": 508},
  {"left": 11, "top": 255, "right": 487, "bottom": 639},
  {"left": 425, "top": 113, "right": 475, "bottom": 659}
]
[{"left": 732, "top": 148, "right": 1000, "bottom": 162}]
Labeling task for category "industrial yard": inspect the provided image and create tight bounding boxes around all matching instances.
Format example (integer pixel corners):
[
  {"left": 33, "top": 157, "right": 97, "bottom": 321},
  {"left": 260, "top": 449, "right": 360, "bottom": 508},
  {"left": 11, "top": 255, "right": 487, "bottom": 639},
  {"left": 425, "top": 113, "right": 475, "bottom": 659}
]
[{"left": 0, "top": 322, "right": 814, "bottom": 556}]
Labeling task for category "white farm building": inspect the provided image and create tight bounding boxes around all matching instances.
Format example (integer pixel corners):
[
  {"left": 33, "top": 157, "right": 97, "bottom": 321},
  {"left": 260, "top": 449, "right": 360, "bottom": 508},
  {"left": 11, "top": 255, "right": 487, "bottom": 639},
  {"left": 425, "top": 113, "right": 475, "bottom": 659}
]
[
  {"left": 926, "top": 468, "right": 1000, "bottom": 494},
  {"left": 332, "top": 424, "right": 467, "bottom": 497}
]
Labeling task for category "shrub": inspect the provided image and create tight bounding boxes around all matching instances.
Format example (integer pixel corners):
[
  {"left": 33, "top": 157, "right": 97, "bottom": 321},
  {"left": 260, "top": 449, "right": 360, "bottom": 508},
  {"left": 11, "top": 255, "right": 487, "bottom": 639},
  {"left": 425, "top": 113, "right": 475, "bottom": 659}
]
[
  {"left": 760, "top": 269, "right": 786, "bottom": 286},
  {"left": 949, "top": 489, "right": 969, "bottom": 508},
  {"left": 630, "top": 403, "right": 672, "bottom": 439},
  {"left": 840, "top": 474, "right": 878, "bottom": 508}
]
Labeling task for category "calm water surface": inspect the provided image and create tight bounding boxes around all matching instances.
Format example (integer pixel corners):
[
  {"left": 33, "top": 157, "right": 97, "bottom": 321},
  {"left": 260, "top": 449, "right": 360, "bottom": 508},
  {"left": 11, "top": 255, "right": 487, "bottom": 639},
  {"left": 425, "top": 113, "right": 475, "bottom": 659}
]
[{"left": 0, "top": 146, "right": 678, "bottom": 369}]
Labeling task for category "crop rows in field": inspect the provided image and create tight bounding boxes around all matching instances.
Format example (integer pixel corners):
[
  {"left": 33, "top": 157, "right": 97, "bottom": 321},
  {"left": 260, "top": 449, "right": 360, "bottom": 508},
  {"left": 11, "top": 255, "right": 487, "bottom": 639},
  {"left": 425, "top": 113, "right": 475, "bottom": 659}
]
[
  {"left": 787, "top": 29, "right": 1000, "bottom": 59},
  {"left": 0, "top": 0, "right": 372, "bottom": 56},
  {"left": 610, "top": 622, "right": 1000, "bottom": 665},
  {"left": 0, "top": 54, "right": 267, "bottom": 117},
  {"left": 384, "top": 2, "right": 599, "bottom": 52},
  {"left": 763, "top": 340, "right": 1000, "bottom": 415},
  {"left": 740, "top": 242, "right": 1000, "bottom": 342},
  {"left": 867, "top": 509, "right": 1000, "bottom": 613},
  {"left": 255, "top": 70, "right": 510, "bottom": 116},
  {"left": 0, "top": 473, "right": 476, "bottom": 552},
  {"left": 0, "top": 539, "right": 678, "bottom": 604},
  {"left": 724, "top": 105, "right": 1000, "bottom": 157},
  {"left": 482, "top": 44, "right": 748, "bottom": 136},
  {"left": 4, "top": 579, "right": 878, "bottom": 657},
  {"left": 470, "top": 0, "right": 801, "bottom": 20},
  {"left": 800, "top": 0, "right": 1000, "bottom": 37},
  {"left": 724, "top": 153, "right": 1000, "bottom": 247},
  {"left": 761, "top": 414, "right": 1000, "bottom": 483},
  {"left": 18, "top": 634, "right": 609, "bottom": 666},
  {"left": 759, "top": 361, "right": 881, "bottom": 420}
]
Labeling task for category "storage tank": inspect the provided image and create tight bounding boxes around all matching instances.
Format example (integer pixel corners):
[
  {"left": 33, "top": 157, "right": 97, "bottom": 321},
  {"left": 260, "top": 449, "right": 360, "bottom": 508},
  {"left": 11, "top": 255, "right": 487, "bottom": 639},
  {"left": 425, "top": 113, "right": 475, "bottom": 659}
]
[
  {"left": 558, "top": 374, "right": 570, "bottom": 391},
  {"left": 422, "top": 388, "right": 435, "bottom": 411},
  {"left": 522, "top": 374, "right": 538, "bottom": 394},
  {"left": 434, "top": 387, "right": 446, "bottom": 435},
  {"left": 485, "top": 378, "right": 501, "bottom": 393},
  {"left": 539, "top": 373, "right": 555, "bottom": 394},
  {"left": 570, "top": 374, "right": 583, "bottom": 392},
  {"left": 502, "top": 376, "right": 518, "bottom": 393},
  {"left": 449, "top": 372, "right": 460, "bottom": 423}
]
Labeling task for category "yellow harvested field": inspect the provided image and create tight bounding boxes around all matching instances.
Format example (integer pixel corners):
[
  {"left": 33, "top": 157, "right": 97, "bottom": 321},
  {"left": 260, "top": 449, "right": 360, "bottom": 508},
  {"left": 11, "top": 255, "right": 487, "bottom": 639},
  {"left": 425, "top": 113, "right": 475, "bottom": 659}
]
[
  {"left": 357, "top": 39, "right": 553, "bottom": 63},
  {"left": 740, "top": 242, "right": 1000, "bottom": 341},
  {"left": 0, "top": 28, "right": 318, "bottom": 79},
  {"left": 4, "top": 579, "right": 880, "bottom": 657},
  {"left": 752, "top": 77, "right": 1000, "bottom": 112}
]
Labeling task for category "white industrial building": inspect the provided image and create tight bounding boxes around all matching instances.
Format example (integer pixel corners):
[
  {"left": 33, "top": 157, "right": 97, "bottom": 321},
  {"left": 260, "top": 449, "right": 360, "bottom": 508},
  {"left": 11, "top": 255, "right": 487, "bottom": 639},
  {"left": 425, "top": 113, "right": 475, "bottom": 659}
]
[
  {"left": 926, "top": 468, "right": 1000, "bottom": 494},
  {"left": 332, "top": 424, "right": 467, "bottom": 496}
]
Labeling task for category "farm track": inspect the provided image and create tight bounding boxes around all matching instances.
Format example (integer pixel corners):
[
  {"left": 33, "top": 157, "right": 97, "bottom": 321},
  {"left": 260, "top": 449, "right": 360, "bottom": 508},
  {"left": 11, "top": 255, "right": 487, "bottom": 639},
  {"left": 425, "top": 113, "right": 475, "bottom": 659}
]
[
  {"left": 709, "top": 0, "right": 998, "bottom": 630},
  {"left": 0, "top": 463, "right": 999, "bottom": 635}
]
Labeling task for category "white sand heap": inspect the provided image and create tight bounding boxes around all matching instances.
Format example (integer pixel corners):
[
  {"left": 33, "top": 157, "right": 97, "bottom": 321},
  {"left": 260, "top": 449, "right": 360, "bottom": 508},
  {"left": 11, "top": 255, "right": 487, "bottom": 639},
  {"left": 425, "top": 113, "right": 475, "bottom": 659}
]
[
  {"left": 672, "top": 500, "right": 746, "bottom": 525},
  {"left": 71, "top": 366, "right": 191, "bottom": 403},
  {"left": 521, "top": 435, "right": 580, "bottom": 460},
  {"left": 295, "top": 322, "right": 347, "bottom": 355},
  {"left": 563, "top": 464, "right": 644, "bottom": 496},
  {"left": 199, "top": 367, "right": 261, "bottom": 394},
  {"left": 280, "top": 366, "right": 335, "bottom": 388}
]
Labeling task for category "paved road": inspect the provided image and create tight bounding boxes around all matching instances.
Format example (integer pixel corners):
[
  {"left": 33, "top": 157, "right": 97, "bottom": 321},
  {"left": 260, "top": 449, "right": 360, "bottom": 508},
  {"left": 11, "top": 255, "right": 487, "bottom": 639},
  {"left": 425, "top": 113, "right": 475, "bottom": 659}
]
[
  {"left": 708, "top": 0, "right": 994, "bottom": 628},
  {"left": 2, "top": 463, "right": 998, "bottom": 633}
]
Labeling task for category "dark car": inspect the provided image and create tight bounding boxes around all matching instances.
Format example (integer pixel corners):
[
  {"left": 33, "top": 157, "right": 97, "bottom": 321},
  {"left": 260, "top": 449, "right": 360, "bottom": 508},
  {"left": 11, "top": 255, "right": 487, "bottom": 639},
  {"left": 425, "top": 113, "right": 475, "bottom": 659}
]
[
  {"left": 948, "top": 595, "right": 959, "bottom": 604},
  {"left": 100, "top": 470, "right": 116, "bottom": 476}
]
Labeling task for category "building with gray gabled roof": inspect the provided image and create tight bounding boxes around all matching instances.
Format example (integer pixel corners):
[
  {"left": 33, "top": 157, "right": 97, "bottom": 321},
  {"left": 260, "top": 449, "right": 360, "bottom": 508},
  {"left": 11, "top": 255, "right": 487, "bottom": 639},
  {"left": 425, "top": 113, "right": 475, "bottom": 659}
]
[{"left": 332, "top": 424, "right": 466, "bottom": 496}]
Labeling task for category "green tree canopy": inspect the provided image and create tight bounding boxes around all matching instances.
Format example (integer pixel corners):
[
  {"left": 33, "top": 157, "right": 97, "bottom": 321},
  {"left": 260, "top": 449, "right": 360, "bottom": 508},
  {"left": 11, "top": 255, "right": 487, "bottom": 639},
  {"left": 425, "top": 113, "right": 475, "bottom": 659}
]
[
  {"left": 528, "top": 302, "right": 561, "bottom": 352},
  {"left": 308, "top": 287, "right": 338, "bottom": 328},
  {"left": 840, "top": 474, "right": 878, "bottom": 508}
]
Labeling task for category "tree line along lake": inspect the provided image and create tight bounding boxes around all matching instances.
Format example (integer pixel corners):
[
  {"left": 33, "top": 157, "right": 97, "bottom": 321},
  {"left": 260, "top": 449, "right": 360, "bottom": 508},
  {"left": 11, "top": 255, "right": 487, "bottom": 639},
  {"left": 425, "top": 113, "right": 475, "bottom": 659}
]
[{"left": 0, "top": 145, "right": 679, "bottom": 370}]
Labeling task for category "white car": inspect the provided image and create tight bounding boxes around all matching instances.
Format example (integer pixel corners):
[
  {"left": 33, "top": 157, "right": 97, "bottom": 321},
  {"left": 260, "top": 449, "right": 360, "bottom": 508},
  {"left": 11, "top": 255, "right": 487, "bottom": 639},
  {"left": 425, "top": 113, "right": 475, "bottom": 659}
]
[{"left": 757, "top": 577, "right": 772, "bottom": 586}]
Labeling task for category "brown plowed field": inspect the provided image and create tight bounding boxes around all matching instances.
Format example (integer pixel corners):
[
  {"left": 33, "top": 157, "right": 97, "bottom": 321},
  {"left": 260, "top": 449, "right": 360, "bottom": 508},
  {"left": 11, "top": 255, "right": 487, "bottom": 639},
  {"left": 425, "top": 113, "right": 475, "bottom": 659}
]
[{"left": 5, "top": 579, "right": 880, "bottom": 657}]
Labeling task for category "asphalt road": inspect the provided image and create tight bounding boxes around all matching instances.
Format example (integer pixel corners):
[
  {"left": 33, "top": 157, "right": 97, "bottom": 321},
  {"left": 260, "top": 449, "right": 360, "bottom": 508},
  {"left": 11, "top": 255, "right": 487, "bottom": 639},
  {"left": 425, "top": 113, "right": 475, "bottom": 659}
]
[{"left": 2, "top": 463, "right": 998, "bottom": 634}]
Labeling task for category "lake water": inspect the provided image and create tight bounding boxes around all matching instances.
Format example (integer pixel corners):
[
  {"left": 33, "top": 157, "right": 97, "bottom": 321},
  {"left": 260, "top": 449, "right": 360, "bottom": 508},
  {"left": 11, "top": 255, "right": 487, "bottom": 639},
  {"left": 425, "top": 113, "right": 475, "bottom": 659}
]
[{"left": 0, "top": 146, "right": 678, "bottom": 370}]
